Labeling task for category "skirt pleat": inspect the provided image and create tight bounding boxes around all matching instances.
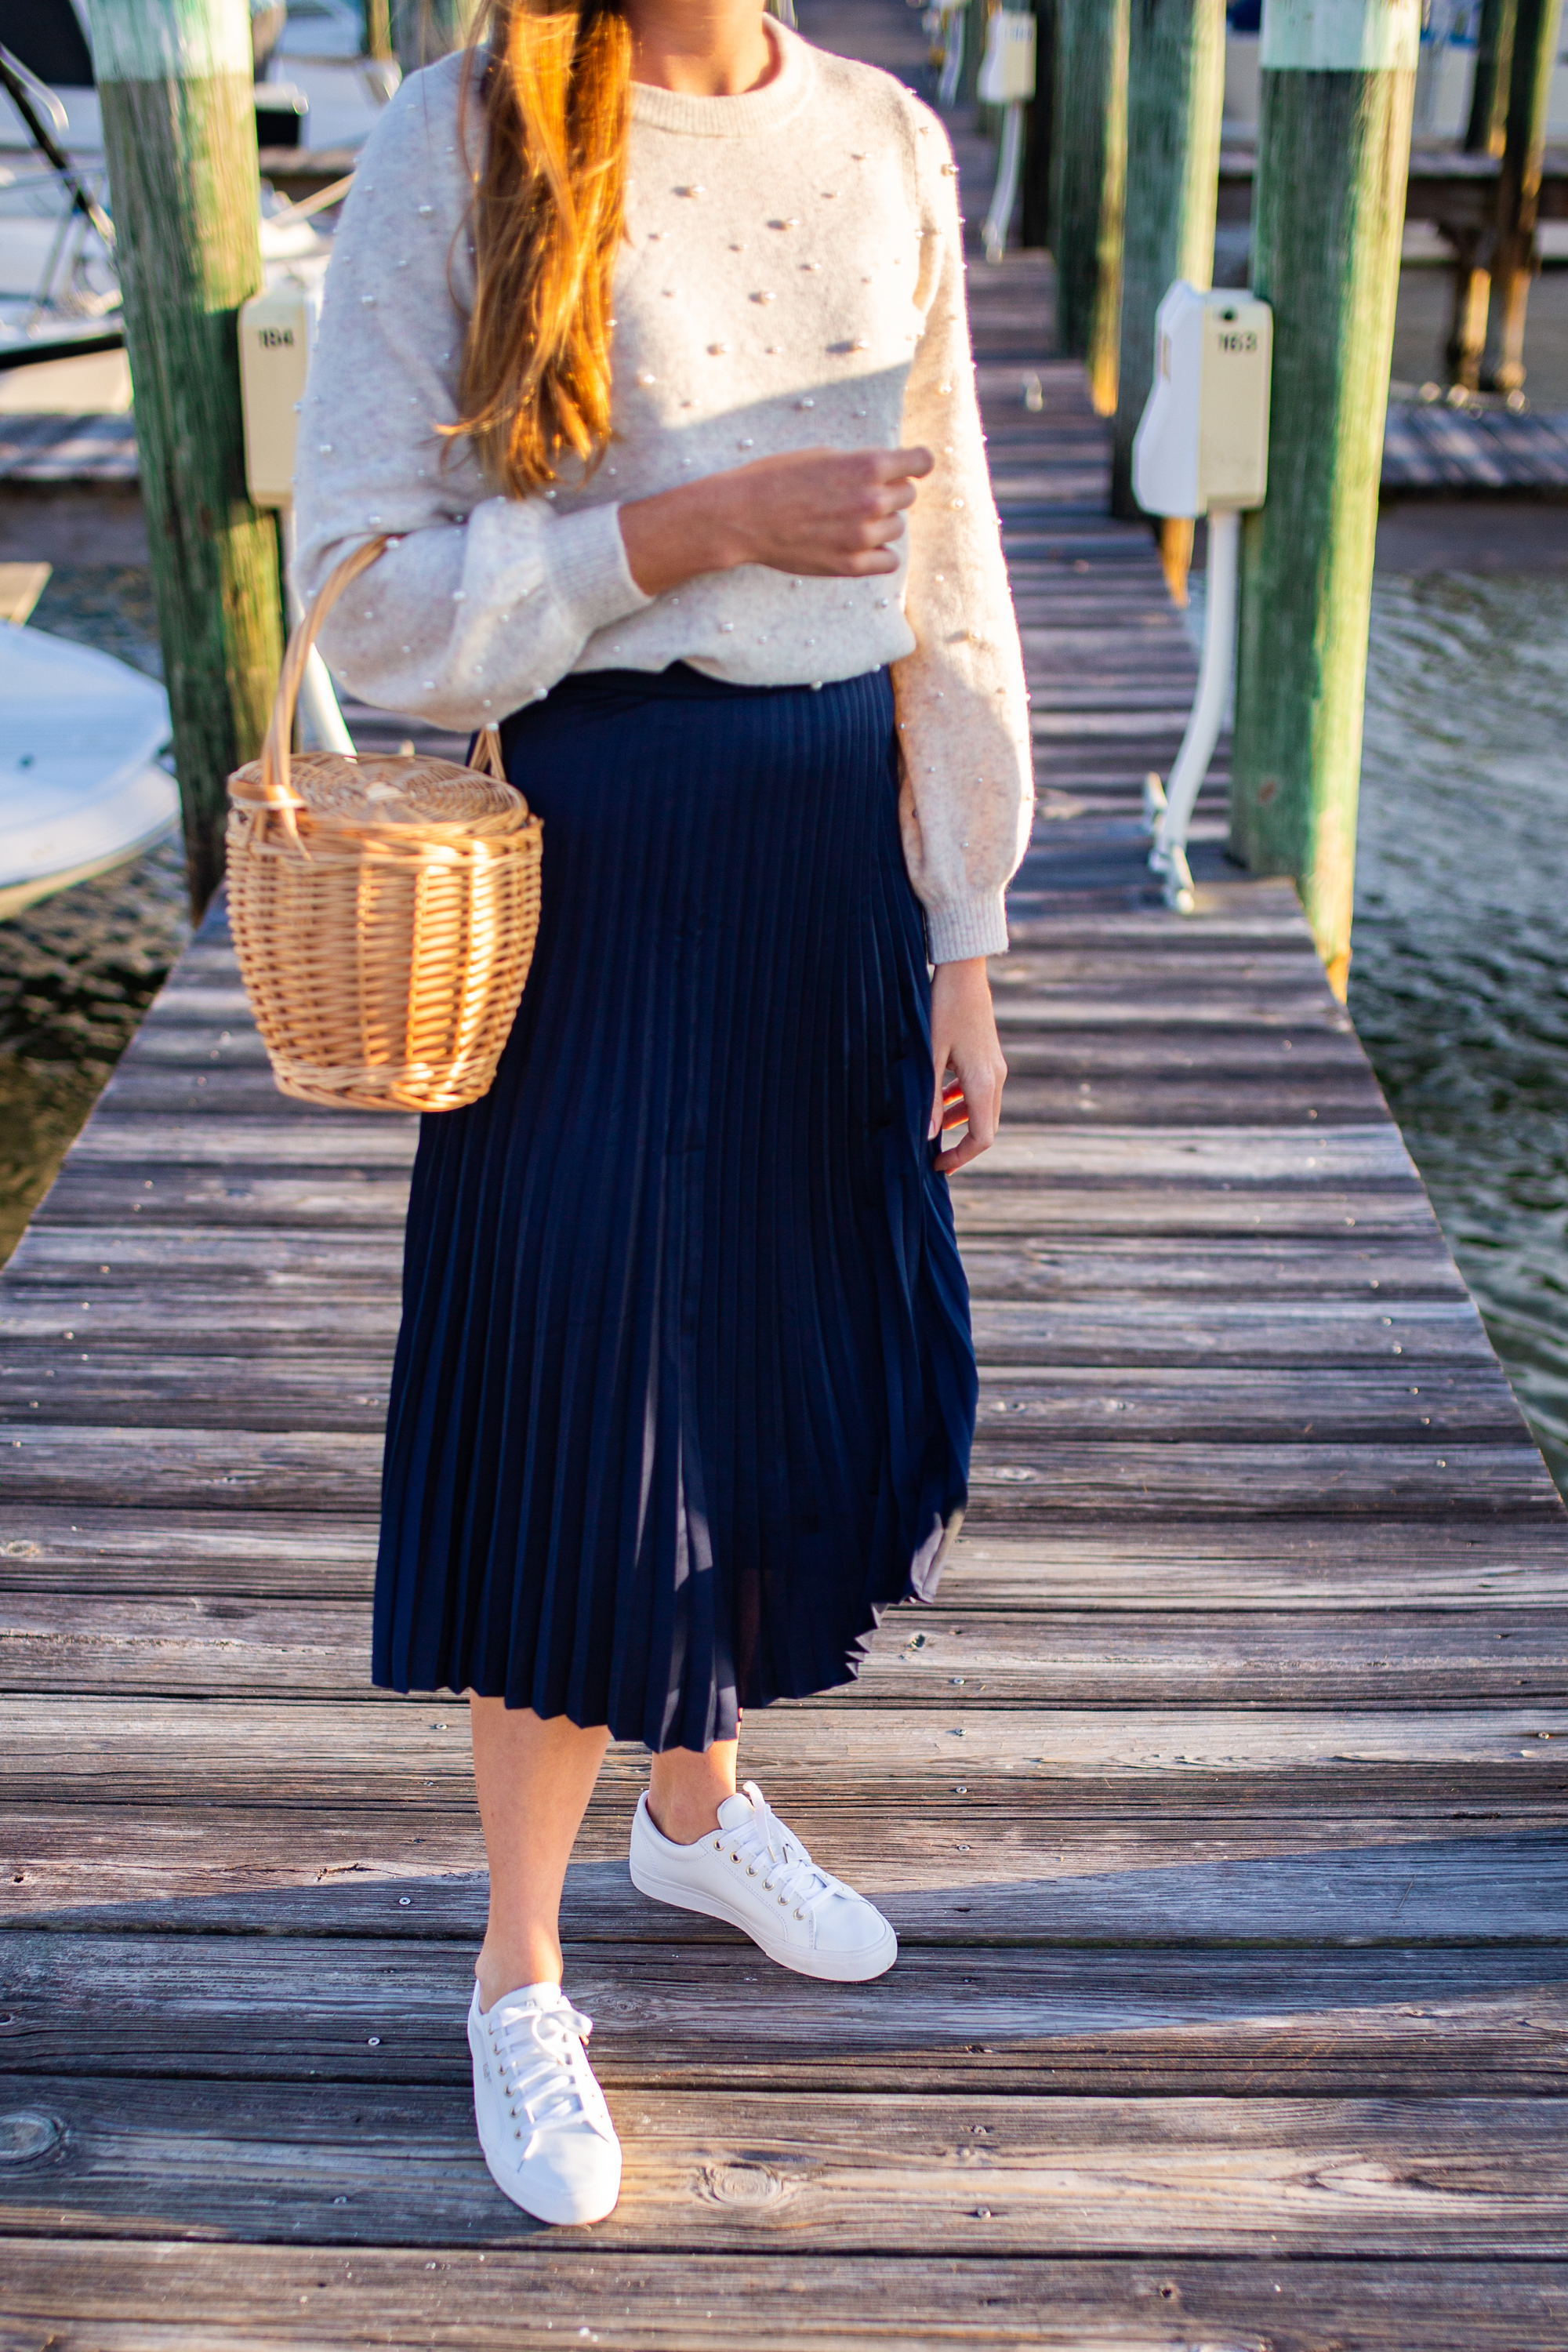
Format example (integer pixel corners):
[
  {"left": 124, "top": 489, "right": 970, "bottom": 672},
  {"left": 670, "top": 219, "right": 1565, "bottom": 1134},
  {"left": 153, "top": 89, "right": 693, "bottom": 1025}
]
[{"left": 372, "top": 662, "right": 977, "bottom": 1750}]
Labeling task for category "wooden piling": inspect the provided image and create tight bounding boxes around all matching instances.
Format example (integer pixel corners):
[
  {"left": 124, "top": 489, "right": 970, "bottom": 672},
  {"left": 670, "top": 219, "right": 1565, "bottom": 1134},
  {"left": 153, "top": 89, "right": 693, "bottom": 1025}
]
[
  {"left": 1050, "top": 0, "right": 1128, "bottom": 393},
  {"left": 363, "top": 0, "right": 393, "bottom": 60},
  {"left": 1020, "top": 0, "right": 1055, "bottom": 252},
  {"left": 1448, "top": 0, "right": 1515, "bottom": 386},
  {"left": 1109, "top": 0, "right": 1226, "bottom": 591},
  {"left": 1486, "top": 0, "right": 1566, "bottom": 394},
  {"left": 1465, "top": 0, "right": 1517, "bottom": 153},
  {"left": 1229, "top": 0, "right": 1417, "bottom": 1002},
  {"left": 85, "top": 0, "right": 284, "bottom": 920}
]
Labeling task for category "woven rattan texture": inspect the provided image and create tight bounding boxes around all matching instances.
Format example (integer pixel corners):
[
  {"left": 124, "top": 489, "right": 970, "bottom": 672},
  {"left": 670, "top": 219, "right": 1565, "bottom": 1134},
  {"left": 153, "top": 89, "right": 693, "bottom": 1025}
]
[
  {"left": 225, "top": 539, "right": 544, "bottom": 1113},
  {"left": 229, "top": 750, "right": 524, "bottom": 837}
]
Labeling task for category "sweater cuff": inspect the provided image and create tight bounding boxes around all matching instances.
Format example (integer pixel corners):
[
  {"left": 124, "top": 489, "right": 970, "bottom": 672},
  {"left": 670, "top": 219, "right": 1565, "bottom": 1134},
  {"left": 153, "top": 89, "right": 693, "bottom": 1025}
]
[
  {"left": 550, "top": 500, "right": 654, "bottom": 637},
  {"left": 471, "top": 494, "right": 652, "bottom": 641},
  {"left": 925, "top": 891, "right": 1009, "bottom": 964}
]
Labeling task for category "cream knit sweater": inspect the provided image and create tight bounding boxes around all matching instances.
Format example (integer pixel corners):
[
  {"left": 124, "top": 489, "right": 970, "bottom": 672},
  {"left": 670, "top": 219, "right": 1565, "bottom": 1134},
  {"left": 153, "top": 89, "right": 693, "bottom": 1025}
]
[{"left": 294, "top": 24, "right": 1033, "bottom": 960}]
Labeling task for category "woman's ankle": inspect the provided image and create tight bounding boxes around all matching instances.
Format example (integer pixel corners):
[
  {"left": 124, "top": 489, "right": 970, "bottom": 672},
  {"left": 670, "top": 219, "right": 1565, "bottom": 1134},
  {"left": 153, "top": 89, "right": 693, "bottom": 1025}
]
[
  {"left": 475, "top": 1934, "right": 562, "bottom": 2012},
  {"left": 646, "top": 1743, "right": 739, "bottom": 1846}
]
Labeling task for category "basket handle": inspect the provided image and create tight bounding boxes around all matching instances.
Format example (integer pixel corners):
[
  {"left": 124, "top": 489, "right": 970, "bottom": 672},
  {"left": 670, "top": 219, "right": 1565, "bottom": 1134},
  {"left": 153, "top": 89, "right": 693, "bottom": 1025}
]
[
  {"left": 252, "top": 535, "right": 507, "bottom": 822},
  {"left": 257, "top": 534, "right": 389, "bottom": 813}
]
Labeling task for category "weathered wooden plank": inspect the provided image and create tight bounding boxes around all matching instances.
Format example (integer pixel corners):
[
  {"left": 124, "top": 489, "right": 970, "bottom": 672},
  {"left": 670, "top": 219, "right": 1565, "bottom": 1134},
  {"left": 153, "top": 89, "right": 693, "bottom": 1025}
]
[
  {"left": 4, "top": 2243, "right": 1565, "bottom": 2352},
  {"left": 7, "top": 1596, "right": 1568, "bottom": 1707},
  {"left": 61, "top": 1118, "right": 419, "bottom": 1169},
  {"left": 996, "top": 946, "right": 1334, "bottom": 985},
  {"left": 993, "top": 1080, "right": 1391, "bottom": 1126},
  {"left": 5, "top": 2079, "right": 1568, "bottom": 2254},
  {"left": 8, "top": 1506, "right": 1566, "bottom": 1606},
  {"left": 143, "top": 936, "right": 1352, "bottom": 997},
  {"left": 961, "top": 1237, "right": 1466, "bottom": 1295},
  {"left": 5, "top": 1696, "right": 1566, "bottom": 1806},
  {"left": 968, "top": 1296, "right": 1496, "bottom": 1363},
  {"left": 7, "top": 1935, "right": 1568, "bottom": 2096},
  {"left": 29, "top": 1168, "right": 1446, "bottom": 1240},
  {"left": 5, "top": 1426, "right": 1555, "bottom": 1519},
  {"left": 2, "top": 1359, "right": 1523, "bottom": 1443},
  {"left": 0, "top": 1356, "right": 394, "bottom": 1430},
  {"left": 31, "top": 1167, "right": 418, "bottom": 1230},
  {"left": 57, "top": 1120, "right": 1414, "bottom": 1182},
  {"left": 96, "top": 1063, "right": 1396, "bottom": 1130},
  {"left": 0, "top": 1294, "right": 1497, "bottom": 1363},
  {"left": 12, "top": 1819, "right": 1568, "bottom": 1944},
  {"left": 2, "top": 1225, "right": 1466, "bottom": 1295}
]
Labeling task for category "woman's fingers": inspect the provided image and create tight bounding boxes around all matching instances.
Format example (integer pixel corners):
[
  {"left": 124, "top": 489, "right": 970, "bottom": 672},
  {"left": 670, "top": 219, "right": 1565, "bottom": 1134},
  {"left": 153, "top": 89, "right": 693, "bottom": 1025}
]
[
  {"left": 934, "top": 1055, "right": 1004, "bottom": 1174},
  {"left": 928, "top": 956, "right": 1007, "bottom": 1175},
  {"left": 739, "top": 445, "right": 935, "bottom": 577}
]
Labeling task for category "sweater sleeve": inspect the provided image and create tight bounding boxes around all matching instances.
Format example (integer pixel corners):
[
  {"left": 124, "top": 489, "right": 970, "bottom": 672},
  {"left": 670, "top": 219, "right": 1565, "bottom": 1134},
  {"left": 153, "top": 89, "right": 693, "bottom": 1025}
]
[
  {"left": 291, "top": 59, "right": 651, "bottom": 731},
  {"left": 892, "top": 107, "right": 1033, "bottom": 962}
]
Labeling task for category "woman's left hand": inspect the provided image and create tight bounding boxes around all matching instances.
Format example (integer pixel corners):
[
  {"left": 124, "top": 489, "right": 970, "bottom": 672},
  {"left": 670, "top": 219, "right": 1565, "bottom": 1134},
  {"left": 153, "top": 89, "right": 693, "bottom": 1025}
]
[{"left": 929, "top": 956, "right": 1007, "bottom": 1174}]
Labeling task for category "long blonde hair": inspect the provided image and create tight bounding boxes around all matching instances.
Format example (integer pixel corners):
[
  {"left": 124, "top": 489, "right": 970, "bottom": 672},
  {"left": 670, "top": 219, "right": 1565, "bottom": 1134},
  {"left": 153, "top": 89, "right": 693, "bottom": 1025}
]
[{"left": 453, "top": 0, "right": 631, "bottom": 495}]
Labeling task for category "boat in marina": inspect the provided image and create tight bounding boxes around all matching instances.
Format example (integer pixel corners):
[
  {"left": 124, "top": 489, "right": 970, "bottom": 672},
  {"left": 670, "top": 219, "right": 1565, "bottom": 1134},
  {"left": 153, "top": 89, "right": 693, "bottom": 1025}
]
[{"left": 0, "top": 614, "right": 176, "bottom": 921}]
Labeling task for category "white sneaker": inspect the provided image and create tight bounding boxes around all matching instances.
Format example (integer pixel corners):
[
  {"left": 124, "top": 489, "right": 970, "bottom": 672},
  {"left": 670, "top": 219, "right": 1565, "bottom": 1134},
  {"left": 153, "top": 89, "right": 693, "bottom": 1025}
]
[
  {"left": 466, "top": 1981, "right": 621, "bottom": 2225},
  {"left": 629, "top": 1779, "right": 898, "bottom": 1983}
]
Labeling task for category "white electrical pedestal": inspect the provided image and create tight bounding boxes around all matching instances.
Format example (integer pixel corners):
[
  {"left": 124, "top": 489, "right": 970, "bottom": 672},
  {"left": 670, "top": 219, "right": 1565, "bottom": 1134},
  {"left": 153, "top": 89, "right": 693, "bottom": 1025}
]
[
  {"left": 238, "top": 278, "right": 356, "bottom": 757},
  {"left": 1131, "top": 281, "right": 1272, "bottom": 913},
  {"left": 977, "top": 5, "right": 1036, "bottom": 263}
]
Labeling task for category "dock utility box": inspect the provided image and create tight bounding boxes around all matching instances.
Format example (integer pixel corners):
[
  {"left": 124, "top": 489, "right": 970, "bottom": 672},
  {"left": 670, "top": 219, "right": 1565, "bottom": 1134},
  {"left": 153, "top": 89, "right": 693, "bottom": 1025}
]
[
  {"left": 238, "top": 280, "right": 321, "bottom": 510},
  {"left": 1132, "top": 282, "right": 1272, "bottom": 520}
]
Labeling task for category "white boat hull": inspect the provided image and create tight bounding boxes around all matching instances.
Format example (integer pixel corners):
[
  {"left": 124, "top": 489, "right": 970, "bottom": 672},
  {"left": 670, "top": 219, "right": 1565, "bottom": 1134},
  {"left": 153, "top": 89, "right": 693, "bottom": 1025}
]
[{"left": 0, "top": 621, "right": 178, "bottom": 920}]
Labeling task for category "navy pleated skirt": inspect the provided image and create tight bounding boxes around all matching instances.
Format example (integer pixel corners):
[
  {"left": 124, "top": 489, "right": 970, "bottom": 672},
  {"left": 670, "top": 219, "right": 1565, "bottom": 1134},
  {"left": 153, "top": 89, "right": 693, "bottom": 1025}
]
[{"left": 372, "top": 662, "right": 976, "bottom": 1751}]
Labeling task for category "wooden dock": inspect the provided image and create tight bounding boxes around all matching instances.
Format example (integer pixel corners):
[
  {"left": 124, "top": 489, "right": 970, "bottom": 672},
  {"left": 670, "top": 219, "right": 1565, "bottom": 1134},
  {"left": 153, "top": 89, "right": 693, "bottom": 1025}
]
[{"left": 5, "top": 7, "right": 1568, "bottom": 2343}]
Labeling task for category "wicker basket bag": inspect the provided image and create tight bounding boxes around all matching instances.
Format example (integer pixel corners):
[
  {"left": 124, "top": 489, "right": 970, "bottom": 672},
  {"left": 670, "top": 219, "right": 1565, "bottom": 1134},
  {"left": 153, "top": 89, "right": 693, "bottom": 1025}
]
[{"left": 227, "top": 537, "right": 543, "bottom": 1113}]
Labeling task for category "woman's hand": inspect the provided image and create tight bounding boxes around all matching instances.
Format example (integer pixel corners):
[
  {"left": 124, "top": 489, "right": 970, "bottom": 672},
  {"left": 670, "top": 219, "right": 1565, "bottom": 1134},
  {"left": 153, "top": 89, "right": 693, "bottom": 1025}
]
[
  {"left": 619, "top": 445, "right": 934, "bottom": 596},
  {"left": 929, "top": 956, "right": 1006, "bottom": 1175}
]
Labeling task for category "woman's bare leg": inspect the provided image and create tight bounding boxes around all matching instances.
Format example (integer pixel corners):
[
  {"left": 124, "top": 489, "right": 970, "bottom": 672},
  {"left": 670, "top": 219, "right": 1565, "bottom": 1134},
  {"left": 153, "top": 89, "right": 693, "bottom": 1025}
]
[
  {"left": 646, "top": 1736, "right": 740, "bottom": 1845},
  {"left": 470, "top": 1699, "right": 610, "bottom": 2009}
]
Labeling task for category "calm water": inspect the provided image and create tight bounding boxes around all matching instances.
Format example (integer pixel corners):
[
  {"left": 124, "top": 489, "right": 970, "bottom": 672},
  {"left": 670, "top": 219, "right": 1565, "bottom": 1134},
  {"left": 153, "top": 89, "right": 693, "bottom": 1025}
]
[
  {"left": 1351, "top": 572, "right": 1568, "bottom": 1498},
  {"left": 2, "top": 565, "right": 1565, "bottom": 1494}
]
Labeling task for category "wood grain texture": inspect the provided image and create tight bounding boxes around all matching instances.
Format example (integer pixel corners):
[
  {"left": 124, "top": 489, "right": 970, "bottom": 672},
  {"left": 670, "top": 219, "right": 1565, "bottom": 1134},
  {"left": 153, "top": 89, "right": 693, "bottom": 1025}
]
[
  {"left": 9, "top": 1595, "right": 1566, "bottom": 1704},
  {"left": 6, "top": 2243, "right": 1568, "bottom": 2352},
  {"left": 6, "top": 2078, "right": 1568, "bottom": 2256},
  {"left": 8, "top": 1935, "right": 1568, "bottom": 2094},
  {"left": 6, "top": 1693, "right": 1568, "bottom": 1798},
  {"left": 13, "top": 1822, "right": 1568, "bottom": 1944}
]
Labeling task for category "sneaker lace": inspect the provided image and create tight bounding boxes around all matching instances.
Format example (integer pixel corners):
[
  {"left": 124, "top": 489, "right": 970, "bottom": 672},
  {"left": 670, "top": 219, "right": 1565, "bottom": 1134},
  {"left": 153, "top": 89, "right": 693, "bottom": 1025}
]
[
  {"left": 729, "top": 1780, "right": 843, "bottom": 1922},
  {"left": 486, "top": 1998, "right": 606, "bottom": 2140}
]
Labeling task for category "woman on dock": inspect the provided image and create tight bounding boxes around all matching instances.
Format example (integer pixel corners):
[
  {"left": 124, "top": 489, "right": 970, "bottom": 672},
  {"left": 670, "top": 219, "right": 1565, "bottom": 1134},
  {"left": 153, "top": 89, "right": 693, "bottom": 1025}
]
[{"left": 295, "top": 0, "right": 1031, "bottom": 2226}]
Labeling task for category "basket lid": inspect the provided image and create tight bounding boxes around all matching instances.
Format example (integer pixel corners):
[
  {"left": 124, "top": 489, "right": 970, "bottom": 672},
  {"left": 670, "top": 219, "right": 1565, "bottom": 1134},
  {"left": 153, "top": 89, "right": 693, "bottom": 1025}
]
[{"left": 230, "top": 749, "right": 528, "bottom": 838}]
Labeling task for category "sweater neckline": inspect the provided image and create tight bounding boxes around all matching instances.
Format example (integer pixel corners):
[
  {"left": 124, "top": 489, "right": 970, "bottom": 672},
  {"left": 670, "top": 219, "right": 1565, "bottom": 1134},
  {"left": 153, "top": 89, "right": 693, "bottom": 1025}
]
[{"left": 630, "top": 20, "right": 812, "bottom": 137}]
